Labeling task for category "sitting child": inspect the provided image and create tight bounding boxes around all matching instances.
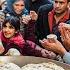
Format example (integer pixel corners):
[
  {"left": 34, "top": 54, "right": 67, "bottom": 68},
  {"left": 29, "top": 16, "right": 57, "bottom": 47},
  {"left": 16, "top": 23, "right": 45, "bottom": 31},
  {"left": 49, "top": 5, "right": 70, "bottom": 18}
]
[{"left": 0, "top": 16, "right": 56, "bottom": 59}]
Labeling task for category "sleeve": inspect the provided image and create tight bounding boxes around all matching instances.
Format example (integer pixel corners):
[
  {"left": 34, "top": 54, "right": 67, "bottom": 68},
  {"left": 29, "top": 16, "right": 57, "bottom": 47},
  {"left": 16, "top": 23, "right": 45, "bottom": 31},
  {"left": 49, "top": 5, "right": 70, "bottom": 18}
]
[
  {"left": 24, "top": 20, "right": 36, "bottom": 42},
  {"left": 22, "top": 40, "right": 42, "bottom": 57},
  {"left": 63, "top": 52, "right": 70, "bottom": 64}
]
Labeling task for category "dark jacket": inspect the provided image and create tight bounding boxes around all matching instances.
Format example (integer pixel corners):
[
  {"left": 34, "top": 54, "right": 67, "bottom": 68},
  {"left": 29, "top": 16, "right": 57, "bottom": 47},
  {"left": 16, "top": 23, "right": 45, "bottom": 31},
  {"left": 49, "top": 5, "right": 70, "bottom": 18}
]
[
  {"left": 35, "top": 4, "right": 53, "bottom": 44},
  {"left": 25, "top": 0, "right": 52, "bottom": 13}
]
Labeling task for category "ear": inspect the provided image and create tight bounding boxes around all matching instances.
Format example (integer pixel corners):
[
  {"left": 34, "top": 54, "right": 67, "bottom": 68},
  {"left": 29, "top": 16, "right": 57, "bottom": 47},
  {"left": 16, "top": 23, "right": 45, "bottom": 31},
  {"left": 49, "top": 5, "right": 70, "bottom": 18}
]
[
  {"left": 15, "top": 31, "right": 18, "bottom": 34},
  {"left": 67, "top": 2, "right": 70, "bottom": 9}
]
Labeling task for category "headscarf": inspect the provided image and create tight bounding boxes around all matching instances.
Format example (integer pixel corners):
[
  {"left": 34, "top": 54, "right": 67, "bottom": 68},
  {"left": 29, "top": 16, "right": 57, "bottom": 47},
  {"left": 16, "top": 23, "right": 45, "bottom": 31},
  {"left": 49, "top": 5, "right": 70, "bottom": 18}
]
[{"left": 5, "top": 0, "right": 28, "bottom": 16}]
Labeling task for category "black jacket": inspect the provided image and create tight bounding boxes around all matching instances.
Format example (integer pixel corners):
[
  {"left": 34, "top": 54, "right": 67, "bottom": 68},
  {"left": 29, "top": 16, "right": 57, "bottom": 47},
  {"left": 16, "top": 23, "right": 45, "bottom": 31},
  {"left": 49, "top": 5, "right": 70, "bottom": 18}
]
[
  {"left": 35, "top": 4, "right": 53, "bottom": 42},
  {"left": 25, "top": 0, "right": 52, "bottom": 12}
]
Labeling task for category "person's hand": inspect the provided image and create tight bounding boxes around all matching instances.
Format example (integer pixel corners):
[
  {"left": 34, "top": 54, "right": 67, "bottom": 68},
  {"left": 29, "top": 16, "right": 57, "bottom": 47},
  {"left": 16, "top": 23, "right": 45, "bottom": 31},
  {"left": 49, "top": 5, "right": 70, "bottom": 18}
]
[
  {"left": 59, "top": 23, "right": 70, "bottom": 51},
  {"left": 22, "top": 15, "right": 31, "bottom": 24},
  {"left": 39, "top": 38, "right": 66, "bottom": 56},
  {"left": 0, "top": 46, "right": 4, "bottom": 54},
  {"left": 41, "top": 49, "right": 56, "bottom": 59},
  {"left": 0, "top": 40, "right": 5, "bottom": 54},
  {"left": 30, "top": 11, "right": 38, "bottom": 21}
]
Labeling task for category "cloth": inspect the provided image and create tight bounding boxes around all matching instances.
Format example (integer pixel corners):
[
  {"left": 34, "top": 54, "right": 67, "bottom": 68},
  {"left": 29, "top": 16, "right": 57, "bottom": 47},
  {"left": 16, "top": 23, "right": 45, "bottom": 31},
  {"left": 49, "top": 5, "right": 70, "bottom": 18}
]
[{"left": 63, "top": 52, "right": 70, "bottom": 64}]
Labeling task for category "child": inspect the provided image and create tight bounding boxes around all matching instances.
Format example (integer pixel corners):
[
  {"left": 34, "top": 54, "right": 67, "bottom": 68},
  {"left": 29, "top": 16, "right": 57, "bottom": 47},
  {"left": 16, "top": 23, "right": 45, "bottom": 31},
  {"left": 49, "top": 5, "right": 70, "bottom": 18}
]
[
  {"left": 0, "top": 16, "right": 56, "bottom": 59},
  {"left": 0, "top": 16, "right": 25, "bottom": 55}
]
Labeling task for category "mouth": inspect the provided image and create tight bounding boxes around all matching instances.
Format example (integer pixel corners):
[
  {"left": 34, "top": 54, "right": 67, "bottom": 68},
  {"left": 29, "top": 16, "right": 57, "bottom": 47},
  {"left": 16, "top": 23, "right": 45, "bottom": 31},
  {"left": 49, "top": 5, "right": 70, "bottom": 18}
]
[
  {"left": 4, "top": 32, "right": 11, "bottom": 35},
  {"left": 16, "top": 10, "right": 22, "bottom": 13},
  {"left": 55, "top": 8, "right": 61, "bottom": 11}
]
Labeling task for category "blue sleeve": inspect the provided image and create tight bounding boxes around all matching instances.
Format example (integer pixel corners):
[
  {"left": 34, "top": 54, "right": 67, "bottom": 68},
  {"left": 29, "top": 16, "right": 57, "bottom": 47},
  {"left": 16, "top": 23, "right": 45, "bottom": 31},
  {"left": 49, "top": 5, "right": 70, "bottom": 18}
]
[{"left": 63, "top": 52, "right": 70, "bottom": 64}]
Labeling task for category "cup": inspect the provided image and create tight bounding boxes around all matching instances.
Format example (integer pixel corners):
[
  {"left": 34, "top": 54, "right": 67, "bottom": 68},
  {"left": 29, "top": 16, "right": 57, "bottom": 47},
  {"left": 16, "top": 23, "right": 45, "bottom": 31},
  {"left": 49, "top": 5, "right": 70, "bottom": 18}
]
[{"left": 47, "top": 34, "right": 57, "bottom": 43}]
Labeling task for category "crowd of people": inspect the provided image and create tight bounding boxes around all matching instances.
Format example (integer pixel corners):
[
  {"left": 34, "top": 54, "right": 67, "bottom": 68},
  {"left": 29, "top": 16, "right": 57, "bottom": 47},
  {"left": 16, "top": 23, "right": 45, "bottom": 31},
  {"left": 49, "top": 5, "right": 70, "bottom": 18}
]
[{"left": 0, "top": 0, "right": 70, "bottom": 65}]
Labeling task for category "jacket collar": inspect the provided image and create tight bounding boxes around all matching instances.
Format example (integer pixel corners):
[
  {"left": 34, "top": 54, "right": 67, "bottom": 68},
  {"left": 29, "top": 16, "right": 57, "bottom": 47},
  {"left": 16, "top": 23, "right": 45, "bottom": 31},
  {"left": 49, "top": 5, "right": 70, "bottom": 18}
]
[{"left": 48, "top": 9, "right": 70, "bottom": 33}]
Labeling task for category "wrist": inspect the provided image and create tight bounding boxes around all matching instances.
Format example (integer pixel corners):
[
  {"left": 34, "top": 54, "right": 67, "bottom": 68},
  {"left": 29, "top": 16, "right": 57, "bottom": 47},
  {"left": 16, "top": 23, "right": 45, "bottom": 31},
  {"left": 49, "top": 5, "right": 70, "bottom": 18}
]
[
  {"left": 35, "top": 45, "right": 42, "bottom": 51},
  {"left": 58, "top": 48, "right": 67, "bottom": 57}
]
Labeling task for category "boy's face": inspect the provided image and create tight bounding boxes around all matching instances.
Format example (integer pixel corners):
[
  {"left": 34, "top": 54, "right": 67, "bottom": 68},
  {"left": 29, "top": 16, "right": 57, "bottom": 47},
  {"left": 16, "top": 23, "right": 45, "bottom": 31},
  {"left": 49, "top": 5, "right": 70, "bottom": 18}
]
[
  {"left": 2, "top": 22, "right": 17, "bottom": 39},
  {"left": 13, "top": 0, "right": 25, "bottom": 14}
]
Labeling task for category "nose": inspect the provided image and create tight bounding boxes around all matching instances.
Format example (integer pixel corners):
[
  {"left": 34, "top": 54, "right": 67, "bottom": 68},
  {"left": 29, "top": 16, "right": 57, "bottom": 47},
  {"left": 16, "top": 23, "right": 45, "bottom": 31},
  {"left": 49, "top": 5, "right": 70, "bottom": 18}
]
[
  {"left": 17, "top": 6, "right": 23, "bottom": 10},
  {"left": 56, "top": 3, "right": 60, "bottom": 8},
  {"left": 5, "top": 27, "right": 9, "bottom": 32}
]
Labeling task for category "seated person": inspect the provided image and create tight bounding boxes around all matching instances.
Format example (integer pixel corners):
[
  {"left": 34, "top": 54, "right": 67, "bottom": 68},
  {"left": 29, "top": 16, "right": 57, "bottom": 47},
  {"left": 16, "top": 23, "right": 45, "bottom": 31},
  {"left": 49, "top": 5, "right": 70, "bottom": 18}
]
[{"left": 0, "top": 16, "right": 56, "bottom": 60}]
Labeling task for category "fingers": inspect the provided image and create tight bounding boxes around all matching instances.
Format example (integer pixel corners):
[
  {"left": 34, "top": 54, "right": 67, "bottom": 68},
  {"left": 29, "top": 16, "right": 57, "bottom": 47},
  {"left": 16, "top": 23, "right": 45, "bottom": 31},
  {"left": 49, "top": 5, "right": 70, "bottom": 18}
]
[
  {"left": 41, "top": 49, "right": 56, "bottom": 59},
  {"left": 30, "top": 11, "right": 38, "bottom": 20},
  {"left": 0, "top": 46, "right": 5, "bottom": 54},
  {"left": 41, "top": 49, "right": 51, "bottom": 58},
  {"left": 66, "top": 30, "right": 70, "bottom": 38},
  {"left": 39, "top": 39, "right": 50, "bottom": 46},
  {"left": 39, "top": 39, "right": 53, "bottom": 51},
  {"left": 22, "top": 15, "right": 31, "bottom": 24},
  {"left": 59, "top": 23, "right": 70, "bottom": 41}
]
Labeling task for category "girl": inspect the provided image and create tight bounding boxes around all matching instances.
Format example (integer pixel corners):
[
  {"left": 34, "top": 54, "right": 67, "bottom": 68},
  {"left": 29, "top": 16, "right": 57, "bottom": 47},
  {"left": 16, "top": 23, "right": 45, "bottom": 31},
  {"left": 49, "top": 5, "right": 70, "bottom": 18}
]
[{"left": 0, "top": 16, "right": 56, "bottom": 60}]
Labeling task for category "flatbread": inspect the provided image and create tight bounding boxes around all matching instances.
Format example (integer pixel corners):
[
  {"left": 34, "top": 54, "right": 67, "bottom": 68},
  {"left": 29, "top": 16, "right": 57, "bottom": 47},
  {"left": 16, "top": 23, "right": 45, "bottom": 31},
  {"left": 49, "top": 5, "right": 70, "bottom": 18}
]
[{"left": 21, "top": 62, "right": 64, "bottom": 70}]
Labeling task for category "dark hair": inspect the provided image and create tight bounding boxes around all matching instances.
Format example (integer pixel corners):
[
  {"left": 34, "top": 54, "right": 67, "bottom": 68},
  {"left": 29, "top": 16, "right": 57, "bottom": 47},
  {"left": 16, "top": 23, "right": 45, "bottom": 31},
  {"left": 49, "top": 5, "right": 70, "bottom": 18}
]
[
  {"left": 68, "top": 0, "right": 70, "bottom": 2},
  {"left": 2, "top": 16, "right": 20, "bottom": 31}
]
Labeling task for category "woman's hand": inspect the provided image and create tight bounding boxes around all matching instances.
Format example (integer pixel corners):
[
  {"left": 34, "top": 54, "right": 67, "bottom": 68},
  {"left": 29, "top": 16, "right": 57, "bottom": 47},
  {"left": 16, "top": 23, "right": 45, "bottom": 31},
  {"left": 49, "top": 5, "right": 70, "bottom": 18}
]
[
  {"left": 30, "top": 11, "right": 38, "bottom": 21},
  {"left": 22, "top": 15, "right": 31, "bottom": 24}
]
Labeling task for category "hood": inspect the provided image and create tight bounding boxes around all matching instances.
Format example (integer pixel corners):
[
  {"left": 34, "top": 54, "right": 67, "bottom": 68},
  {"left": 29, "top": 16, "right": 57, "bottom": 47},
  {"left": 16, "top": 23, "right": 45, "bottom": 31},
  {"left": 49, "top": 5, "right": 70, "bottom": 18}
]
[{"left": 6, "top": 0, "right": 28, "bottom": 16}]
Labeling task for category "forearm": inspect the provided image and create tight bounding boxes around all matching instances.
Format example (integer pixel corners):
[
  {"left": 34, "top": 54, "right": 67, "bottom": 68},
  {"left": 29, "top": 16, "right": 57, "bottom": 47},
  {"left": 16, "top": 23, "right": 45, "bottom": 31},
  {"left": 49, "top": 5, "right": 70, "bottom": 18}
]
[{"left": 35, "top": 45, "right": 42, "bottom": 51}]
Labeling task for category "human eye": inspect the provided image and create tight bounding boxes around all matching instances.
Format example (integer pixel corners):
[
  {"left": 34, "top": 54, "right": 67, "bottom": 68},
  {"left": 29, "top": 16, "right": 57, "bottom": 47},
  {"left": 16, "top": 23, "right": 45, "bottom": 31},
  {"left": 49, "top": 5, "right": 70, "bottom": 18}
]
[
  {"left": 55, "top": 1, "right": 58, "bottom": 3},
  {"left": 21, "top": 4, "right": 24, "bottom": 6},
  {"left": 15, "top": 4, "right": 19, "bottom": 6},
  {"left": 60, "top": 2, "right": 64, "bottom": 4},
  {"left": 9, "top": 26, "right": 14, "bottom": 29},
  {"left": 3, "top": 25, "right": 7, "bottom": 28}
]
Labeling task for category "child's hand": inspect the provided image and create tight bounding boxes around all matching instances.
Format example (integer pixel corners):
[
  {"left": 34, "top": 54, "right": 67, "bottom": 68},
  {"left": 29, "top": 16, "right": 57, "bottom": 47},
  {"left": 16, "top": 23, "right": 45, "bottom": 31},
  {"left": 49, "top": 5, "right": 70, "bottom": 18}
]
[
  {"left": 0, "top": 46, "right": 4, "bottom": 54},
  {"left": 41, "top": 49, "right": 56, "bottom": 59}
]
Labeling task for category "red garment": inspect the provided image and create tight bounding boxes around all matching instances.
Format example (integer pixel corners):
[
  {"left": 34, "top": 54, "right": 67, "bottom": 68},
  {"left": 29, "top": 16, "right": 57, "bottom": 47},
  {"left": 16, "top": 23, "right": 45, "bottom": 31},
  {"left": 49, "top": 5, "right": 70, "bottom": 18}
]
[
  {"left": 0, "top": 31, "right": 25, "bottom": 48},
  {"left": 0, "top": 31, "right": 56, "bottom": 58},
  {"left": 48, "top": 9, "right": 70, "bottom": 33},
  {"left": 0, "top": 31, "right": 36, "bottom": 55}
]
